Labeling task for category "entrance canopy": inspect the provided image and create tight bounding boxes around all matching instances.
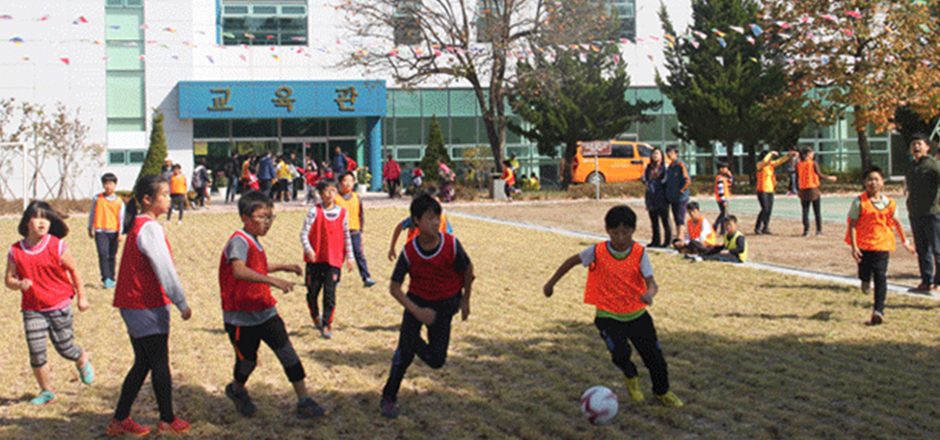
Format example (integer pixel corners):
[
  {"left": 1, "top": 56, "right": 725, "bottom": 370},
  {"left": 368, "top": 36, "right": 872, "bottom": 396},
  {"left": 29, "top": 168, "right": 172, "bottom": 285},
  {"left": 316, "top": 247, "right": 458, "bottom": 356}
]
[{"left": 178, "top": 80, "right": 386, "bottom": 119}]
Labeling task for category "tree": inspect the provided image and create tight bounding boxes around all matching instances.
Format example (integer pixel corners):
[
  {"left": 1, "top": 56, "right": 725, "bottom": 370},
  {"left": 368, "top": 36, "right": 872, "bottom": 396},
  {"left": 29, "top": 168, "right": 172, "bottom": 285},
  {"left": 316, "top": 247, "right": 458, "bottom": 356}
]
[
  {"left": 657, "top": 0, "right": 793, "bottom": 174},
  {"left": 339, "top": 0, "right": 615, "bottom": 171},
  {"left": 0, "top": 99, "right": 29, "bottom": 199},
  {"left": 507, "top": 43, "right": 658, "bottom": 188},
  {"left": 419, "top": 116, "right": 452, "bottom": 180},
  {"left": 42, "top": 103, "right": 104, "bottom": 199},
  {"left": 137, "top": 110, "right": 168, "bottom": 187},
  {"left": 763, "top": 0, "right": 940, "bottom": 171}
]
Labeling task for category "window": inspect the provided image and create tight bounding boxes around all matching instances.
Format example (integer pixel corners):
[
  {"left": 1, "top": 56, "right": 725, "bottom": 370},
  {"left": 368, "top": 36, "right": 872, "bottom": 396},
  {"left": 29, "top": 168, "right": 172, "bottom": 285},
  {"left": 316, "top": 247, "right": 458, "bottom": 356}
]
[
  {"left": 611, "top": 144, "right": 634, "bottom": 158},
  {"left": 393, "top": 0, "right": 422, "bottom": 46},
  {"left": 108, "top": 150, "right": 146, "bottom": 165},
  {"left": 220, "top": 1, "right": 308, "bottom": 46},
  {"left": 637, "top": 144, "right": 652, "bottom": 158},
  {"left": 609, "top": 0, "right": 635, "bottom": 42}
]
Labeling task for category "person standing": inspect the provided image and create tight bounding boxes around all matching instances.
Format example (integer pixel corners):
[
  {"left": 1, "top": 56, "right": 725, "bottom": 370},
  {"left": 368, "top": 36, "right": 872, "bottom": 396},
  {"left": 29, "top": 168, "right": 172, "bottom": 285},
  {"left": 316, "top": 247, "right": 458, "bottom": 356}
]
[
  {"left": 332, "top": 146, "right": 347, "bottom": 177},
  {"left": 642, "top": 147, "right": 670, "bottom": 248},
  {"left": 754, "top": 150, "right": 797, "bottom": 235},
  {"left": 905, "top": 133, "right": 940, "bottom": 292},
  {"left": 192, "top": 159, "right": 209, "bottom": 209},
  {"left": 797, "top": 147, "right": 837, "bottom": 236},
  {"left": 257, "top": 151, "right": 276, "bottom": 198},
  {"left": 383, "top": 154, "right": 402, "bottom": 198},
  {"left": 224, "top": 153, "right": 240, "bottom": 204},
  {"left": 664, "top": 146, "right": 690, "bottom": 243}
]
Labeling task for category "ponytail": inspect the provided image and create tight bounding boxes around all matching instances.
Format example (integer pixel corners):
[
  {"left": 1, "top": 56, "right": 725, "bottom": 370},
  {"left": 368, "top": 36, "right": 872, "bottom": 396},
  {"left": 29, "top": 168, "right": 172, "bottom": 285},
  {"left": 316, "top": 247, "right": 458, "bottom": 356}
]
[{"left": 124, "top": 174, "right": 168, "bottom": 233}]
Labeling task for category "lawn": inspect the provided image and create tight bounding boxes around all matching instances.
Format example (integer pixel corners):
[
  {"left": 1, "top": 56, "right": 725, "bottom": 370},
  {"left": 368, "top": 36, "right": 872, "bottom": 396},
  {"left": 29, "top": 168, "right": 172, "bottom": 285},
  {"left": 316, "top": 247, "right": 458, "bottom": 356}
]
[{"left": 0, "top": 205, "right": 938, "bottom": 439}]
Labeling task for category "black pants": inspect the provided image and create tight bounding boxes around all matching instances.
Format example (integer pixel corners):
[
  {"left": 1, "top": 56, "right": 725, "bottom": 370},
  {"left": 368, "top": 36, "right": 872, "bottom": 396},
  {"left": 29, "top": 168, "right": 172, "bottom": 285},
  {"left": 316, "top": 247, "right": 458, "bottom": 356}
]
[
  {"left": 94, "top": 231, "right": 119, "bottom": 282},
  {"left": 910, "top": 214, "right": 940, "bottom": 286},
  {"left": 858, "top": 251, "right": 889, "bottom": 314},
  {"left": 595, "top": 313, "right": 670, "bottom": 396},
  {"left": 382, "top": 293, "right": 461, "bottom": 401},
  {"left": 259, "top": 179, "right": 272, "bottom": 198},
  {"left": 755, "top": 192, "right": 775, "bottom": 233},
  {"left": 387, "top": 179, "right": 400, "bottom": 198},
  {"left": 789, "top": 172, "right": 798, "bottom": 193},
  {"left": 114, "top": 334, "right": 175, "bottom": 423},
  {"left": 351, "top": 232, "right": 372, "bottom": 281},
  {"left": 683, "top": 240, "right": 712, "bottom": 255},
  {"left": 715, "top": 201, "right": 728, "bottom": 235},
  {"left": 224, "top": 315, "right": 305, "bottom": 385},
  {"left": 226, "top": 177, "right": 238, "bottom": 203},
  {"left": 801, "top": 198, "right": 821, "bottom": 233},
  {"left": 306, "top": 263, "right": 341, "bottom": 325},
  {"left": 647, "top": 208, "right": 671, "bottom": 247},
  {"left": 167, "top": 194, "right": 185, "bottom": 221},
  {"left": 193, "top": 185, "right": 207, "bottom": 207}
]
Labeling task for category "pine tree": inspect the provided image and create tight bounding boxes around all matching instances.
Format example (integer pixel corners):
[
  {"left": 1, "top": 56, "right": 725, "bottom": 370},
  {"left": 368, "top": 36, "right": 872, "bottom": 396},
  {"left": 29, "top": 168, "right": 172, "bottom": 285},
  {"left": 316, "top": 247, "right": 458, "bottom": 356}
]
[
  {"left": 419, "top": 116, "right": 452, "bottom": 181},
  {"left": 136, "top": 111, "right": 168, "bottom": 186}
]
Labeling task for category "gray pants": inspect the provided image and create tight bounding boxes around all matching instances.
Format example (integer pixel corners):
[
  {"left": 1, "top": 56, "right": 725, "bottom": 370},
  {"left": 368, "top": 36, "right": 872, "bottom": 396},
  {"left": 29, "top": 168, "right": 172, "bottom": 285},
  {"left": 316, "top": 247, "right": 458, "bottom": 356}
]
[{"left": 23, "top": 305, "right": 83, "bottom": 368}]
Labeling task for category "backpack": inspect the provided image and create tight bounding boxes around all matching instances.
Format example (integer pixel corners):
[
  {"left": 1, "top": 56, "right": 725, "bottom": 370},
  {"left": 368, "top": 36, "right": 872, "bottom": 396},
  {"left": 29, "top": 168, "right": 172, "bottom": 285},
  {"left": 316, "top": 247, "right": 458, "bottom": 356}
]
[{"left": 192, "top": 168, "right": 203, "bottom": 188}]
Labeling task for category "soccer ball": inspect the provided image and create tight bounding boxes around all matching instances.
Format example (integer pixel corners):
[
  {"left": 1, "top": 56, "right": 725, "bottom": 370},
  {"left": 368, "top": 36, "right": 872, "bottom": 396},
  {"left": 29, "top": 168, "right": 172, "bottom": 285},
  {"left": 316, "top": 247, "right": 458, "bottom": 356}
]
[{"left": 580, "top": 386, "right": 619, "bottom": 425}]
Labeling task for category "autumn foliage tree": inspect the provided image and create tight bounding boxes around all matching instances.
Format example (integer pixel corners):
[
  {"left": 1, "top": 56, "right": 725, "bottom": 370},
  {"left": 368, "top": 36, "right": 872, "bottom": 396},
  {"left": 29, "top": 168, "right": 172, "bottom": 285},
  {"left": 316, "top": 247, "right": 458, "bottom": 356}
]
[{"left": 762, "top": 0, "right": 940, "bottom": 171}]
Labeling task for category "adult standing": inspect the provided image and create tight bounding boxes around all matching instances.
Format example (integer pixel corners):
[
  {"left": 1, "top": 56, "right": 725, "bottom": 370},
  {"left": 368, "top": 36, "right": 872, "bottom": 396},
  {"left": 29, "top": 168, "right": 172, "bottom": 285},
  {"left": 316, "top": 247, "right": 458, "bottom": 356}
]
[
  {"left": 664, "top": 146, "right": 691, "bottom": 243},
  {"left": 905, "top": 133, "right": 940, "bottom": 291},
  {"left": 257, "top": 151, "right": 276, "bottom": 197},
  {"left": 642, "top": 147, "right": 671, "bottom": 248},
  {"left": 797, "top": 146, "right": 837, "bottom": 236},
  {"left": 754, "top": 150, "right": 797, "bottom": 235},
  {"left": 332, "top": 146, "right": 347, "bottom": 176},
  {"left": 223, "top": 152, "right": 240, "bottom": 204},
  {"left": 786, "top": 146, "right": 800, "bottom": 195},
  {"left": 192, "top": 158, "right": 209, "bottom": 209},
  {"left": 382, "top": 154, "right": 401, "bottom": 198}
]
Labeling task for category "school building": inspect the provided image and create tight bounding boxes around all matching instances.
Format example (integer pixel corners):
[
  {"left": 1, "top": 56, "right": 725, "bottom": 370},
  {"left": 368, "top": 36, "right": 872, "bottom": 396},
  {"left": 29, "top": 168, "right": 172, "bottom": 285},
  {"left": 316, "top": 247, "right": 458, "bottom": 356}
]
[{"left": 1, "top": 1, "right": 904, "bottom": 198}]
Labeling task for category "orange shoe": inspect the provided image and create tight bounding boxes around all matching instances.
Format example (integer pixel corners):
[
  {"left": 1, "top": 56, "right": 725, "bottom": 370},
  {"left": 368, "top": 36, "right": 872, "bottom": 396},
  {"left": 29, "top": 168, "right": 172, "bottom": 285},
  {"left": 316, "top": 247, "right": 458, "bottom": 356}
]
[
  {"left": 106, "top": 418, "right": 151, "bottom": 437},
  {"left": 156, "top": 417, "right": 191, "bottom": 435}
]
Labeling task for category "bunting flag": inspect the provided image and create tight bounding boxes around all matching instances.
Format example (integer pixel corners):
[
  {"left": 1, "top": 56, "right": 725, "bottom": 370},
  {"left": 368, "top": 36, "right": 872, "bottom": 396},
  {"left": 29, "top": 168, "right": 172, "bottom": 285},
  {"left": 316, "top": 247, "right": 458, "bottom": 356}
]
[
  {"left": 729, "top": 26, "right": 745, "bottom": 34},
  {"left": 10, "top": 37, "right": 23, "bottom": 45},
  {"left": 845, "top": 10, "right": 861, "bottom": 19},
  {"left": 59, "top": 57, "right": 70, "bottom": 64},
  {"left": 745, "top": 36, "right": 755, "bottom": 45},
  {"left": 72, "top": 16, "right": 88, "bottom": 24},
  {"left": 717, "top": 37, "right": 727, "bottom": 48},
  {"left": 164, "top": 27, "right": 177, "bottom": 33},
  {"left": 749, "top": 24, "right": 763, "bottom": 36},
  {"left": 841, "top": 28, "right": 854, "bottom": 37}
]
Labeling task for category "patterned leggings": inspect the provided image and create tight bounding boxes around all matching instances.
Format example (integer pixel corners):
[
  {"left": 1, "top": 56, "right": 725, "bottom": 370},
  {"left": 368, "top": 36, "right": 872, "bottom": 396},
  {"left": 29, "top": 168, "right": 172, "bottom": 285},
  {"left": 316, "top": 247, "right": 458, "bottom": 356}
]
[{"left": 23, "top": 305, "right": 83, "bottom": 368}]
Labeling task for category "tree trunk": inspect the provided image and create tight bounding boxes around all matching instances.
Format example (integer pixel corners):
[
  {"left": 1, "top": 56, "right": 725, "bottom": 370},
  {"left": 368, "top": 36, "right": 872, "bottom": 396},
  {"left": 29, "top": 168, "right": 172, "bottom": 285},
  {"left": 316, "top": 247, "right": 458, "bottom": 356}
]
[
  {"left": 746, "top": 145, "right": 757, "bottom": 186},
  {"left": 482, "top": 114, "right": 505, "bottom": 172},
  {"left": 857, "top": 128, "right": 871, "bottom": 173}
]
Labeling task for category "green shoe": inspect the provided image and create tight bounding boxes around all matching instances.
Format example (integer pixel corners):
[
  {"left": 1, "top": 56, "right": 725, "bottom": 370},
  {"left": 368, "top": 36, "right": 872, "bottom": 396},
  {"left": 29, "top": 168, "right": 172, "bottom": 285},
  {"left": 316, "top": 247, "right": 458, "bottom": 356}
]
[
  {"left": 624, "top": 377, "right": 644, "bottom": 402},
  {"left": 655, "top": 391, "right": 684, "bottom": 408},
  {"left": 78, "top": 361, "right": 94, "bottom": 385},
  {"left": 31, "top": 390, "right": 56, "bottom": 406}
]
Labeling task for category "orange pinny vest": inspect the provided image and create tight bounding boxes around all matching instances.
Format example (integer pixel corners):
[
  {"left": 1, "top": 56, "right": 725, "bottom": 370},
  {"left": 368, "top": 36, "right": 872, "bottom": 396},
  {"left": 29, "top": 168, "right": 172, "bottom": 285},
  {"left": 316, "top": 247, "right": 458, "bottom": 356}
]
[
  {"left": 687, "top": 217, "right": 717, "bottom": 246},
  {"left": 584, "top": 242, "right": 647, "bottom": 315},
  {"left": 844, "top": 193, "right": 897, "bottom": 252},
  {"left": 714, "top": 174, "right": 731, "bottom": 202},
  {"left": 797, "top": 160, "right": 820, "bottom": 190},
  {"left": 92, "top": 193, "right": 123, "bottom": 232},
  {"left": 335, "top": 192, "right": 361, "bottom": 231},
  {"left": 171, "top": 174, "right": 187, "bottom": 195}
]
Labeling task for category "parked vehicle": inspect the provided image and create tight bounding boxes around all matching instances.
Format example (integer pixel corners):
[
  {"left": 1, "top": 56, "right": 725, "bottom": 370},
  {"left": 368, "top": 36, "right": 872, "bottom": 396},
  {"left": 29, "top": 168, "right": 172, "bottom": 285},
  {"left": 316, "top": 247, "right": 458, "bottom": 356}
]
[{"left": 571, "top": 141, "right": 653, "bottom": 184}]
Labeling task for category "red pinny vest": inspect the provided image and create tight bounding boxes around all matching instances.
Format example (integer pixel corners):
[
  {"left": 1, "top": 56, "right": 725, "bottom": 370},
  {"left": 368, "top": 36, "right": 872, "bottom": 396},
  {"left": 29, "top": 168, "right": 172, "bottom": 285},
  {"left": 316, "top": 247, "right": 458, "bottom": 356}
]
[
  {"left": 305, "top": 205, "right": 348, "bottom": 268},
  {"left": 403, "top": 232, "right": 465, "bottom": 301},
  {"left": 113, "top": 216, "right": 173, "bottom": 309},
  {"left": 219, "top": 230, "right": 276, "bottom": 312},
  {"left": 9, "top": 235, "right": 73, "bottom": 311}
]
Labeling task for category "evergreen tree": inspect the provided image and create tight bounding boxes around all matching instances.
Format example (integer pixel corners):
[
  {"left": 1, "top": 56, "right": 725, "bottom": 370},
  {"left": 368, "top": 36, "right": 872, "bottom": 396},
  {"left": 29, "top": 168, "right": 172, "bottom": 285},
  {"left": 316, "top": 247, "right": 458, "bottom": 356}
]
[
  {"left": 419, "top": 116, "right": 452, "bottom": 181},
  {"left": 507, "top": 44, "right": 659, "bottom": 188},
  {"left": 136, "top": 111, "right": 168, "bottom": 186},
  {"left": 657, "top": 0, "right": 792, "bottom": 174}
]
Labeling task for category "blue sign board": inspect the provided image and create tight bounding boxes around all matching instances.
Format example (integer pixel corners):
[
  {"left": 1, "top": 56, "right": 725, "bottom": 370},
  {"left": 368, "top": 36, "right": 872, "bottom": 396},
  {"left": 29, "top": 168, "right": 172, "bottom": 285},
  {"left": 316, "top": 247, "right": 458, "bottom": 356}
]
[{"left": 178, "top": 80, "right": 386, "bottom": 119}]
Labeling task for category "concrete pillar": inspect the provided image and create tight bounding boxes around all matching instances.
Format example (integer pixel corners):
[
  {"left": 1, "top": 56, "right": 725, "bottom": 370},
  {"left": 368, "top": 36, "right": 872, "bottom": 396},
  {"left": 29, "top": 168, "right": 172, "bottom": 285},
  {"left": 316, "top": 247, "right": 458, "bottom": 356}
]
[{"left": 367, "top": 117, "right": 382, "bottom": 191}]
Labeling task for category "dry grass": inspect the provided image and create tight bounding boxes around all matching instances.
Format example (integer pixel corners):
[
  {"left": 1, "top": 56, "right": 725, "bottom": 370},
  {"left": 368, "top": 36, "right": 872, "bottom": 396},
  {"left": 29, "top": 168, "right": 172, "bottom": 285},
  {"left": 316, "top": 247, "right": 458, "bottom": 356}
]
[{"left": 0, "top": 205, "right": 939, "bottom": 439}]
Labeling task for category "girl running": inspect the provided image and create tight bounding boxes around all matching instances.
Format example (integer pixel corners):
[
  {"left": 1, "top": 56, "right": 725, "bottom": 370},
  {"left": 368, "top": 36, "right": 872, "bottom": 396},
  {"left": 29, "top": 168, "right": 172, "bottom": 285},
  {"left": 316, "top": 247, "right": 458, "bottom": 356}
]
[
  {"left": 5, "top": 201, "right": 93, "bottom": 406},
  {"left": 107, "top": 175, "right": 192, "bottom": 436}
]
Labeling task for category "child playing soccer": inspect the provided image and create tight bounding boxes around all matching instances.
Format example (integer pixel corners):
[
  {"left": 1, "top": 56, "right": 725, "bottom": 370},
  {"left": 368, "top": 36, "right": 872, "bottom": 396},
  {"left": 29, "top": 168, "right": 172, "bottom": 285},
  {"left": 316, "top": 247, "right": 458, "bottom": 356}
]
[
  {"left": 714, "top": 162, "right": 732, "bottom": 234},
  {"left": 386, "top": 186, "right": 453, "bottom": 261},
  {"left": 543, "top": 205, "right": 683, "bottom": 407},
  {"left": 336, "top": 171, "right": 376, "bottom": 287},
  {"left": 6, "top": 201, "right": 93, "bottom": 406},
  {"left": 846, "top": 166, "right": 915, "bottom": 325},
  {"left": 220, "top": 190, "right": 329, "bottom": 419},
  {"left": 108, "top": 175, "right": 192, "bottom": 436},
  {"left": 672, "top": 201, "right": 717, "bottom": 258},
  {"left": 168, "top": 164, "right": 187, "bottom": 225},
  {"left": 88, "top": 172, "right": 125, "bottom": 288},
  {"left": 702, "top": 216, "right": 748, "bottom": 263},
  {"left": 380, "top": 194, "right": 474, "bottom": 418},
  {"left": 300, "top": 179, "right": 355, "bottom": 339}
]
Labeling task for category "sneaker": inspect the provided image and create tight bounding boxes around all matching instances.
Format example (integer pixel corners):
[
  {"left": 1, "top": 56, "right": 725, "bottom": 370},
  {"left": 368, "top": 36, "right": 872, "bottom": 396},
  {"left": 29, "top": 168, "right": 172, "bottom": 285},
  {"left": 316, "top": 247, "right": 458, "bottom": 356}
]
[
  {"left": 78, "top": 361, "right": 94, "bottom": 385},
  {"left": 363, "top": 278, "right": 377, "bottom": 288},
  {"left": 802, "top": 231, "right": 810, "bottom": 237},
  {"left": 753, "top": 229, "right": 762, "bottom": 235},
  {"left": 225, "top": 382, "right": 257, "bottom": 418},
  {"left": 624, "top": 377, "right": 644, "bottom": 402},
  {"left": 691, "top": 255, "right": 704, "bottom": 262},
  {"left": 30, "top": 390, "right": 56, "bottom": 406},
  {"left": 911, "top": 283, "right": 932, "bottom": 292},
  {"left": 379, "top": 396, "right": 400, "bottom": 418},
  {"left": 177, "top": 220, "right": 182, "bottom": 225},
  {"left": 655, "top": 391, "right": 684, "bottom": 407},
  {"left": 761, "top": 230, "right": 773, "bottom": 235},
  {"left": 296, "top": 397, "right": 328, "bottom": 420},
  {"left": 103, "top": 279, "right": 116, "bottom": 289},
  {"left": 156, "top": 417, "right": 191, "bottom": 434},
  {"left": 861, "top": 282, "right": 871, "bottom": 296},
  {"left": 106, "top": 418, "right": 151, "bottom": 436},
  {"left": 322, "top": 325, "right": 333, "bottom": 339},
  {"left": 816, "top": 231, "right": 823, "bottom": 236},
  {"left": 867, "top": 311, "right": 884, "bottom": 326},
  {"left": 313, "top": 315, "right": 324, "bottom": 331},
  {"left": 683, "top": 254, "right": 694, "bottom": 260}
]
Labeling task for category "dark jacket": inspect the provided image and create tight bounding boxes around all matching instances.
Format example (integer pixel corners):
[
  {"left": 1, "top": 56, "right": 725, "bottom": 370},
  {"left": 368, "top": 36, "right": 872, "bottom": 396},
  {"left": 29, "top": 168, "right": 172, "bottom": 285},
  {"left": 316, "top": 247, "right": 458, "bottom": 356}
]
[
  {"left": 665, "top": 159, "right": 690, "bottom": 203},
  {"left": 906, "top": 155, "right": 940, "bottom": 217},
  {"left": 257, "top": 156, "right": 276, "bottom": 180},
  {"left": 643, "top": 163, "right": 668, "bottom": 211}
]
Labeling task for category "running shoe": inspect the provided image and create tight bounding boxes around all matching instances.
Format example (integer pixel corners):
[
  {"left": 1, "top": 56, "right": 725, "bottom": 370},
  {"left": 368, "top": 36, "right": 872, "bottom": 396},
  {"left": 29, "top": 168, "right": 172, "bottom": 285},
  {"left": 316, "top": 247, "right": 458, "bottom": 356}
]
[
  {"left": 30, "top": 390, "right": 56, "bottom": 406},
  {"left": 106, "top": 418, "right": 151, "bottom": 436},
  {"left": 656, "top": 391, "right": 684, "bottom": 407},
  {"left": 296, "top": 397, "right": 328, "bottom": 420},
  {"left": 78, "top": 361, "right": 94, "bottom": 385},
  {"left": 624, "top": 377, "right": 644, "bottom": 402},
  {"left": 225, "top": 382, "right": 257, "bottom": 418},
  {"left": 379, "top": 397, "right": 400, "bottom": 419},
  {"left": 156, "top": 417, "right": 191, "bottom": 434}
]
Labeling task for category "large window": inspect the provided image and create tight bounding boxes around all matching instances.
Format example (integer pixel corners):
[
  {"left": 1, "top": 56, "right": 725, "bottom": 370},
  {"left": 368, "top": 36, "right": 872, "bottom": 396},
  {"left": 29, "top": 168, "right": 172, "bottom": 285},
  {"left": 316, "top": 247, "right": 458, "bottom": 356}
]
[
  {"left": 610, "top": 0, "right": 635, "bottom": 42},
  {"left": 106, "top": 1, "right": 145, "bottom": 132},
  {"left": 220, "top": 1, "right": 308, "bottom": 46},
  {"left": 393, "top": 0, "right": 422, "bottom": 46}
]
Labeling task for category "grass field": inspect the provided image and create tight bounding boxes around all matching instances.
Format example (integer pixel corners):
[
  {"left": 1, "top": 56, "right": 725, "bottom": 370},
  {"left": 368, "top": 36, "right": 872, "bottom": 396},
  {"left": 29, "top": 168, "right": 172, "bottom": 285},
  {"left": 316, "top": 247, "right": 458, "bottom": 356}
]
[{"left": 1, "top": 205, "right": 939, "bottom": 439}]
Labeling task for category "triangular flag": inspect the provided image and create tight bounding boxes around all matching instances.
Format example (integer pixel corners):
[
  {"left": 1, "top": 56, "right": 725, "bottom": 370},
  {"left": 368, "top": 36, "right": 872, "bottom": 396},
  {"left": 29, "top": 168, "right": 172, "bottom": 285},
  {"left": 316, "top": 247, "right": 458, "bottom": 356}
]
[
  {"left": 60, "top": 58, "right": 70, "bottom": 64},
  {"left": 72, "top": 16, "right": 88, "bottom": 24},
  {"left": 750, "top": 24, "right": 763, "bottom": 36},
  {"left": 10, "top": 37, "right": 23, "bottom": 45},
  {"left": 729, "top": 26, "right": 745, "bottom": 34},
  {"left": 717, "top": 37, "right": 727, "bottom": 48}
]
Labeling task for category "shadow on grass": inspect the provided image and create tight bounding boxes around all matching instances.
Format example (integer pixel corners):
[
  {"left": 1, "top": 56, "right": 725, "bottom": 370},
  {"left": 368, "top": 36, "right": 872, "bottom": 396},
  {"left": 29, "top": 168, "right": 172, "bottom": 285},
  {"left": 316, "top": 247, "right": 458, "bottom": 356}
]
[{"left": 759, "top": 283, "right": 855, "bottom": 293}]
